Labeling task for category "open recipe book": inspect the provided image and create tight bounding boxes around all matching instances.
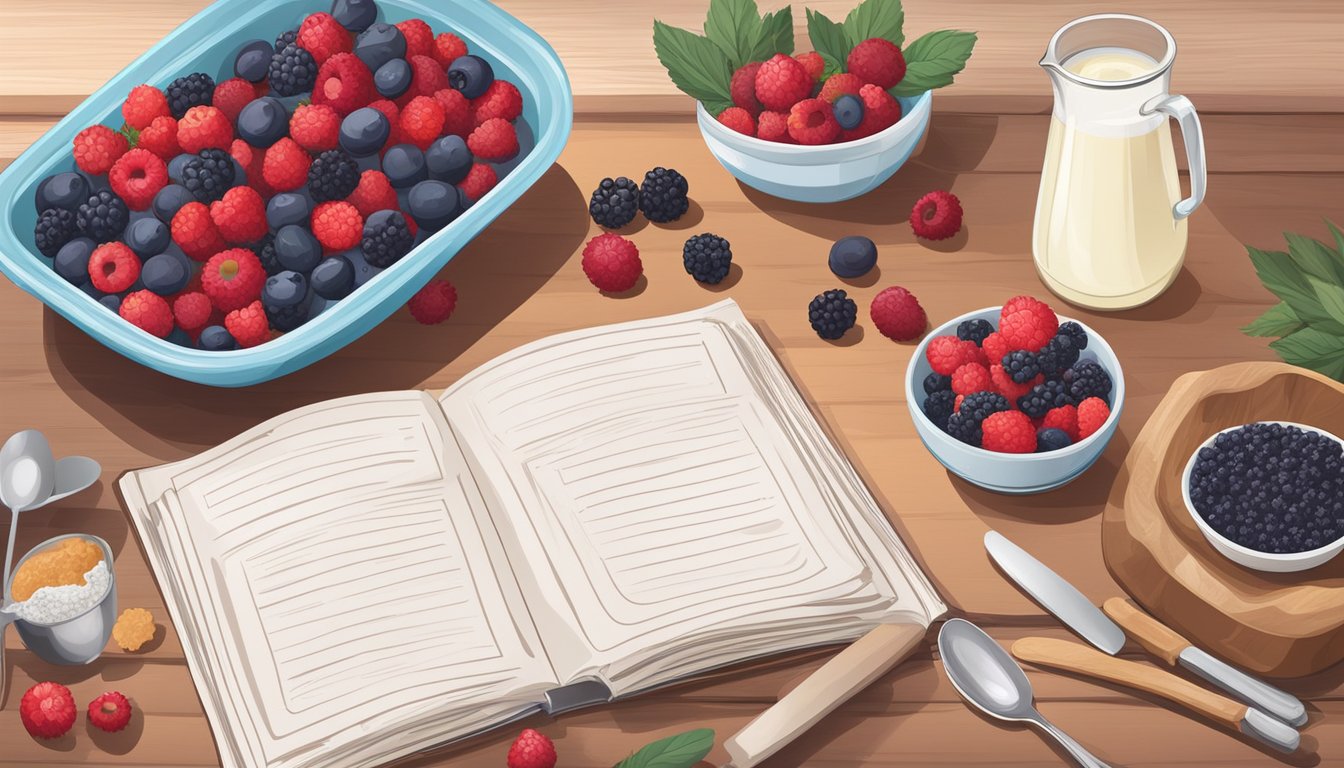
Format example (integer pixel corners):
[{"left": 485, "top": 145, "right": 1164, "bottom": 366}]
[{"left": 118, "top": 299, "right": 946, "bottom": 768}]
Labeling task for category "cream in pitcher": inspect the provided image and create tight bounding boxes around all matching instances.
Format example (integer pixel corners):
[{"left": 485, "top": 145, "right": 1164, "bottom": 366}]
[{"left": 1033, "top": 15, "right": 1207, "bottom": 310}]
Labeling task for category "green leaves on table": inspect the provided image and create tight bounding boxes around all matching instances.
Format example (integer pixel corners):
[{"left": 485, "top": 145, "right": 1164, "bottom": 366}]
[
  {"left": 1243, "top": 221, "right": 1344, "bottom": 380},
  {"left": 653, "top": 21, "right": 735, "bottom": 116},
  {"left": 654, "top": 0, "right": 795, "bottom": 115},
  {"left": 890, "top": 30, "right": 978, "bottom": 96},
  {"left": 612, "top": 729, "right": 715, "bottom": 768}
]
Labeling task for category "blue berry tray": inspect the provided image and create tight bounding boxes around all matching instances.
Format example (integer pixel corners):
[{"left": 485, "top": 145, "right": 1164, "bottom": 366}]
[{"left": 0, "top": 0, "right": 571, "bottom": 386}]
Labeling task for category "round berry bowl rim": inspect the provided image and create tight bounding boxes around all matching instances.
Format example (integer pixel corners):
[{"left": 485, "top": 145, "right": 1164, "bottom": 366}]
[{"left": 1181, "top": 421, "right": 1344, "bottom": 574}]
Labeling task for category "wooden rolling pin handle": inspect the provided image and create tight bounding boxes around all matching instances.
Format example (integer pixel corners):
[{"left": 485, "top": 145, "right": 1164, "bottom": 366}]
[{"left": 1102, "top": 597, "right": 1188, "bottom": 666}]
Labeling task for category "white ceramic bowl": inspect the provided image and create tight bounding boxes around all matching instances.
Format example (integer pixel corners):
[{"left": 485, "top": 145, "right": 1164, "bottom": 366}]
[
  {"left": 695, "top": 91, "right": 932, "bottom": 203},
  {"left": 1182, "top": 421, "right": 1344, "bottom": 573},
  {"left": 904, "top": 307, "right": 1125, "bottom": 494}
]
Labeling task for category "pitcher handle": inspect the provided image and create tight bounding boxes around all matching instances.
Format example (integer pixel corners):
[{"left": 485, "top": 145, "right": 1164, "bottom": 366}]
[{"left": 1143, "top": 94, "right": 1206, "bottom": 220}]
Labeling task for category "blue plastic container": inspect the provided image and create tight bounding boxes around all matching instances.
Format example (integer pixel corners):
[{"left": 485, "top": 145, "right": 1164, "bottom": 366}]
[{"left": 0, "top": 0, "right": 572, "bottom": 386}]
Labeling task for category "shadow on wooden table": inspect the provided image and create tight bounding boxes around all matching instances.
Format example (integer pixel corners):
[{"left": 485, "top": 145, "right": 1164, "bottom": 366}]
[{"left": 41, "top": 164, "right": 588, "bottom": 459}]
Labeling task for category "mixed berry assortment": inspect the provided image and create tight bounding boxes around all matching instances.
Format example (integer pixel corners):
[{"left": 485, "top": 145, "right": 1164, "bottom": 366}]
[
  {"left": 31, "top": 0, "right": 518, "bottom": 348},
  {"left": 921, "top": 296, "right": 1115, "bottom": 454}
]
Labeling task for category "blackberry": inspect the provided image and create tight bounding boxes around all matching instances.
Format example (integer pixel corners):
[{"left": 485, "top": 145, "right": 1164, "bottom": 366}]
[
  {"left": 181, "top": 149, "right": 236, "bottom": 203},
  {"left": 959, "top": 391, "right": 1011, "bottom": 425},
  {"left": 361, "top": 209, "right": 415, "bottom": 268},
  {"left": 76, "top": 189, "right": 129, "bottom": 241},
  {"left": 266, "top": 302, "right": 311, "bottom": 332},
  {"left": 1064, "top": 360, "right": 1112, "bottom": 402},
  {"left": 275, "top": 28, "right": 299, "bottom": 50},
  {"left": 165, "top": 72, "right": 215, "bottom": 118},
  {"left": 682, "top": 232, "right": 732, "bottom": 284},
  {"left": 1002, "top": 350, "right": 1041, "bottom": 383},
  {"left": 923, "top": 372, "right": 952, "bottom": 395},
  {"left": 307, "top": 150, "right": 360, "bottom": 202},
  {"left": 1037, "top": 333, "right": 1080, "bottom": 376},
  {"left": 269, "top": 43, "right": 317, "bottom": 97},
  {"left": 956, "top": 318, "right": 993, "bottom": 345},
  {"left": 808, "top": 289, "right": 857, "bottom": 340},
  {"left": 588, "top": 176, "right": 640, "bottom": 229},
  {"left": 1058, "top": 321, "right": 1089, "bottom": 350},
  {"left": 1037, "top": 428, "right": 1073, "bottom": 452},
  {"left": 922, "top": 390, "right": 956, "bottom": 431},
  {"left": 34, "top": 207, "right": 80, "bottom": 257},
  {"left": 638, "top": 167, "right": 689, "bottom": 223},
  {"left": 1018, "top": 379, "right": 1073, "bottom": 418},
  {"left": 255, "top": 233, "right": 282, "bottom": 275},
  {"left": 946, "top": 413, "right": 982, "bottom": 446}
]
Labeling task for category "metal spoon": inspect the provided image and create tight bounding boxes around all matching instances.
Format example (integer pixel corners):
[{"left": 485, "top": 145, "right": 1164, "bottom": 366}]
[{"left": 939, "top": 618, "right": 1112, "bottom": 768}]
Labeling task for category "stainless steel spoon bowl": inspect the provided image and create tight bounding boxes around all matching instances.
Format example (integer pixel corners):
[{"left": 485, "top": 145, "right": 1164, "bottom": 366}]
[{"left": 939, "top": 618, "right": 1112, "bottom": 768}]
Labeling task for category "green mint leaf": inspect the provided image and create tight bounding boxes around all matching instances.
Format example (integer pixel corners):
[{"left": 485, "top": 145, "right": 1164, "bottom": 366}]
[
  {"left": 704, "top": 0, "right": 762, "bottom": 70},
  {"left": 1285, "top": 231, "right": 1344, "bottom": 284},
  {"left": 653, "top": 20, "right": 733, "bottom": 105},
  {"left": 843, "top": 0, "right": 904, "bottom": 48},
  {"left": 890, "top": 29, "right": 977, "bottom": 96},
  {"left": 807, "top": 8, "right": 853, "bottom": 76},
  {"left": 1308, "top": 274, "right": 1344, "bottom": 327},
  {"left": 1326, "top": 219, "right": 1344, "bottom": 261},
  {"left": 613, "top": 729, "right": 715, "bottom": 768},
  {"left": 1269, "top": 327, "right": 1344, "bottom": 380},
  {"left": 703, "top": 97, "right": 736, "bottom": 117},
  {"left": 751, "top": 7, "right": 795, "bottom": 60},
  {"left": 117, "top": 123, "right": 140, "bottom": 148},
  {"left": 1247, "top": 246, "right": 1326, "bottom": 319},
  {"left": 1242, "top": 302, "right": 1303, "bottom": 338}
]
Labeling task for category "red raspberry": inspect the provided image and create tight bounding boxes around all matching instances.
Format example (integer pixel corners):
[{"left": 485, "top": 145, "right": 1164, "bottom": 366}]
[
  {"left": 399, "top": 95, "right": 446, "bottom": 150},
  {"left": 954, "top": 394, "right": 965, "bottom": 412},
  {"left": 458, "top": 162, "right": 497, "bottom": 203},
  {"left": 120, "top": 290, "right": 174, "bottom": 338},
  {"left": 313, "top": 52, "right": 375, "bottom": 117},
  {"left": 756, "top": 110, "right": 791, "bottom": 143},
  {"left": 982, "top": 331, "right": 1011, "bottom": 367},
  {"left": 926, "top": 335, "right": 984, "bottom": 376},
  {"left": 470, "top": 79, "right": 523, "bottom": 126},
  {"left": 1043, "top": 405, "right": 1081, "bottom": 442},
  {"left": 108, "top": 148, "right": 169, "bottom": 211},
  {"left": 407, "top": 278, "right": 458, "bottom": 324},
  {"left": 173, "top": 291, "right": 213, "bottom": 331},
  {"left": 20, "top": 682, "right": 77, "bottom": 740},
  {"left": 990, "top": 364, "right": 1041, "bottom": 401},
  {"left": 289, "top": 103, "right": 341, "bottom": 152},
  {"left": 298, "top": 11, "right": 352, "bottom": 65},
  {"left": 211, "top": 77, "right": 257, "bottom": 124},
  {"left": 262, "top": 137, "right": 311, "bottom": 192},
  {"left": 88, "top": 242, "right": 141, "bottom": 293},
  {"left": 432, "top": 89, "right": 474, "bottom": 139},
  {"left": 869, "top": 285, "right": 927, "bottom": 341},
  {"left": 202, "top": 248, "right": 265, "bottom": 312},
  {"left": 730, "top": 62, "right": 763, "bottom": 116},
  {"left": 228, "top": 139, "right": 272, "bottom": 198},
  {"left": 841, "top": 84, "right": 903, "bottom": 141},
  {"left": 506, "top": 728, "right": 557, "bottom": 768},
  {"left": 818, "top": 72, "right": 863, "bottom": 103},
  {"left": 581, "top": 233, "right": 641, "bottom": 293},
  {"left": 794, "top": 51, "right": 825, "bottom": 83},
  {"left": 754, "top": 53, "right": 812, "bottom": 112},
  {"left": 396, "top": 55, "right": 450, "bottom": 107},
  {"left": 787, "top": 98, "right": 840, "bottom": 145},
  {"left": 432, "top": 32, "right": 468, "bottom": 67},
  {"left": 717, "top": 106, "right": 755, "bottom": 136},
  {"left": 225, "top": 300, "right": 270, "bottom": 347},
  {"left": 311, "top": 201, "right": 363, "bottom": 251},
  {"left": 87, "top": 692, "right": 133, "bottom": 734},
  {"left": 367, "top": 98, "right": 403, "bottom": 147},
  {"left": 952, "top": 362, "right": 993, "bottom": 396},
  {"left": 171, "top": 201, "right": 227, "bottom": 261},
  {"left": 468, "top": 118, "right": 519, "bottom": 161},
  {"left": 346, "top": 169, "right": 398, "bottom": 216},
  {"left": 910, "top": 189, "right": 963, "bottom": 241},
  {"left": 122, "top": 84, "right": 170, "bottom": 130},
  {"left": 1077, "top": 397, "right": 1111, "bottom": 439},
  {"left": 999, "top": 298, "right": 1059, "bottom": 353},
  {"left": 396, "top": 19, "right": 434, "bottom": 59},
  {"left": 73, "top": 124, "right": 128, "bottom": 175},
  {"left": 981, "top": 410, "right": 1037, "bottom": 453},
  {"left": 210, "top": 186, "right": 267, "bottom": 244},
  {"left": 847, "top": 38, "right": 907, "bottom": 89},
  {"left": 177, "top": 106, "right": 233, "bottom": 154},
  {"left": 1000, "top": 295, "right": 1058, "bottom": 328},
  {"left": 137, "top": 115, "right": 181, "bottom": 160}
]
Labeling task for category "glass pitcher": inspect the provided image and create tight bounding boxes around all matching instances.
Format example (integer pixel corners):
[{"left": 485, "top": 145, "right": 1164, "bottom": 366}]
[{"left": 1032, "top": 14, "right": 1206, "bottom": 310}]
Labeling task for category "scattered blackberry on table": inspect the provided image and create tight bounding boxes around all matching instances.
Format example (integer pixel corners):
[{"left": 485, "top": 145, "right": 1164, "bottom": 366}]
[
  {"left": 361, "top": 210, "right": 415, "bottom": 268},
  {"left": 1002, "top": 350, "right": 1041, "bottom": 383},
  {"left": 1037, "top": 333, "right": 1079, "bottom": 376},
  {"left": 165, "top": 72, "right": 214, "bottom": 118},
  {"left": 35, "top": 172, "right": 88, "bottom": 212},
  {"left": 1018, "top": 379, "right": 1073, "bottom": 419},
  {"left": 76, "top": 189, "right": 129, "bottom": 241},
  {"left": 956, "top": 318, "right": 993, "bottom": 345},
  {"left": 682, "top": 232, "right": 732, "bottom": 284},
  {"left": 33, "top": 207, "right": 80, "bottom": 257},
  {"left": 1064, "top": 360, "right": 1112, "bottom": 402},
  {"left": 588, "top": 177, "right": 640, "bottom": 229},
  {"left": 923, "top": 372, "right": 952, "bottom": 395},
  {"left": 269, "top": 43, "right": 318, "bottom": 97},
  {"left": 638, "top": 167, "right": 689, "bottom": 223},
  {"left": 922, "top": 390, "right": 956, "bottom": 431},
  {"left": 1057, "top": 321, "right": 1089, "bottom": 350},
  {"left": 307, "top": 150, "right": 360, "bottom": 202},
  {"left": 1036, "top": 427, "right": 1073, "bottom": 452},
  {"left": 180, "top": 149, "right": 236, "bottom": 203},
  {"left": 808, "top": 289, "right": 858, "bottom": 340}
]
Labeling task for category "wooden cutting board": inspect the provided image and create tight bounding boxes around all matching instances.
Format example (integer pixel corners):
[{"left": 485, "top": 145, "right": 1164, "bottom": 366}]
[{"left": 1102, "top": 362, "right": 1344, "bottom": 678}]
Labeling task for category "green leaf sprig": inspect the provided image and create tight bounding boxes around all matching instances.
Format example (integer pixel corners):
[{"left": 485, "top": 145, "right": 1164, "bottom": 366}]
[
  {"left": 613, "top": 728, "right": 715, "bottom": 768},
  {"left": 1243, "top": 221, "right": 1344, "bottom": 380},
  {"left": 807, "top": 0, "right": 975, "bottom": 98}
]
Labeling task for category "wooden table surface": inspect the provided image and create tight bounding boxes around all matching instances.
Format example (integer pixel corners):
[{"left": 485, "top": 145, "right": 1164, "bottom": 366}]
[{"left": 2, "top": 1, "right": 1343, "bottom": 766}]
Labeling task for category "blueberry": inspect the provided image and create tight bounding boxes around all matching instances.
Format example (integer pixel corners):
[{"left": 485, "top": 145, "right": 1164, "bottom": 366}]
[
  {"left": 373, "top": 57, "right": 412, "bottom": 99},
  {"left": 35, "top": 172, "right": 89, "bottom": 212},
  {"left": 198, "top": 325, "right": 238, "bottom": 351},
  {"left": 274, "top": 224, "right": 323, "bottom": 273},
  {"left": 266, "top": 192, "right": 313, "bottom": 230},
  {"left": 236, "top": 97, "right": 290, "bottom": 148},
  {"left": 828, "top": 235, "right": 877, "bottom": 278},
  {"left": 448, "top": 55, "right": 494, "bottom": 99},
  {"left": 339, "top": 107, "right": 391, "bottom": 157},
  {"left": 78, "top": 281, "right": 102, "bottom": 300},
  {"left": 310, "top": 254, "right": 356, "bottom": 299},
  {"left": 382, "top": 144, "right": 427, "bottom": 188},
  {"left": 152, "top": 184, "right": 194, "bottom": 223},
  {"left": 234, "top": 39, "right": 274, "bottom": 82},
  {"left": 331, "top": 0, "right": 378, "bottom": 32},
  {"left": 98, "top": 294, "right": 122, "bottom": 313},
  {"left": 343, "top": 248, "right": 383, "bottom": 287},
  {"left": 167, "top": 327, "right": 193, "bottom": 347},
  {"left": 140, "top": 252, "right": 191, "bottom": 295},
  {"left": 833, "top": 94, "right": 864, "bottom": 131},
  {"left": 263, "top": 270, "right": 308, "bottom": 308},
  {"left": 354, "top": 22, "right": 407, "bottom": 72},
  {"left": 425, "top": 135, "right": 472, "bottom": 184},
  {"left": 1036, "top": 428, "right": 1073, "bottom": 453},
  {"left": 407, "top": 180, "right": 464, "bottom": 233},
  {"left": 124, "top": 217, "right": 171, "bottom": 257},
  {"left": 54, "top": 237, "right": 96, "bottom": 284},
  {"left": 168, "top": 153, "right": 195, "bottom": 182}
]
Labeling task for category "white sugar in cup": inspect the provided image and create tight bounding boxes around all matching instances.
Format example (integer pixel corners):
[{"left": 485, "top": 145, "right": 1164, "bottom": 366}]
[{"left": 4, "top": 534, "right": 117, "bottom": 665}]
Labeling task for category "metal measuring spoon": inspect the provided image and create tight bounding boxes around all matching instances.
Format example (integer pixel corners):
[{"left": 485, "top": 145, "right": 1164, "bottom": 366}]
[{"left": 939, "top": 618, "right": 1112, "bottom": 768}]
